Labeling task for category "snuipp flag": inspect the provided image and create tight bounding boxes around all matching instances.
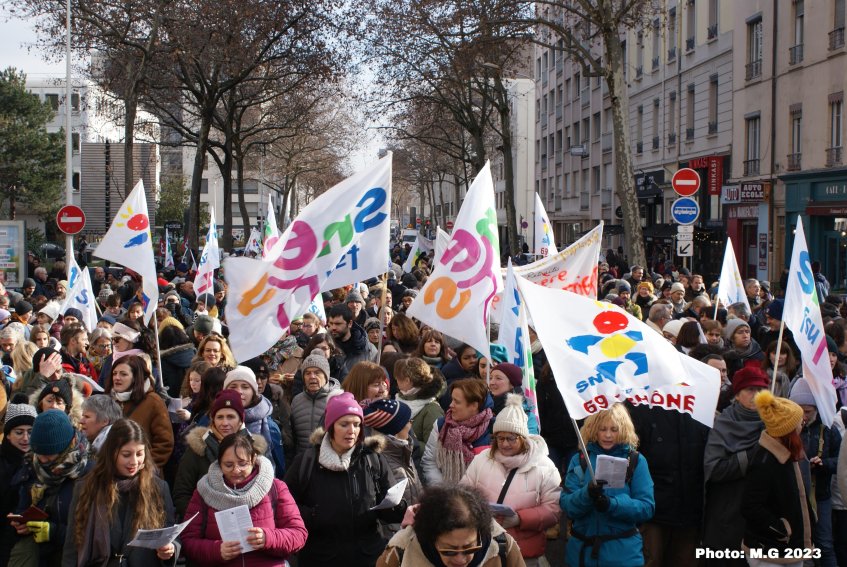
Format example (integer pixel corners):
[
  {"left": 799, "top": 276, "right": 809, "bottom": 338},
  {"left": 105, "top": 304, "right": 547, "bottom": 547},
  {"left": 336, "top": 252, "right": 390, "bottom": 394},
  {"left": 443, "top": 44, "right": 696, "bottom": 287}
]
[
  {"left": 224, "top": 155, "right": 392, "bottom": 362},
  {"left": 716, "top": 237, "right": 749, "bottom": 312},
  {"left": 262, "top": 200, "right": 281, "bottom": 260},
  {"left": 516, "top": 275, "right": 721, "bottom": 426},
  {"left": 193, "top": 210, "right": 219, "bottom": 297},
  {"left": 534, "top": 192, "right": 557, "bottom": 257},
  {"left": 407, "top": 162, "right": 503, "bottom": 357},
  {"left": 783, "top": 217, "right": 837, "bottom": 427},
  {"left": 93, "top": 180, "right": 158, "bottom": 324}
]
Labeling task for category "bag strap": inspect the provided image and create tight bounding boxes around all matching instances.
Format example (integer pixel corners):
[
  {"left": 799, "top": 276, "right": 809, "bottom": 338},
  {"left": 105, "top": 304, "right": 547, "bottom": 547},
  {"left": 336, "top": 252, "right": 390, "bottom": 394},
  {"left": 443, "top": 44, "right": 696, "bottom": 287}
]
[
  {"left": 625, "top": 450, "right": 640, "bottom": 485},
  {"left": 494, "top": 533, "right": 508, "bottom": 564},
  {"left": 497, "top": 468, "right": 519, "bottom": 504}
]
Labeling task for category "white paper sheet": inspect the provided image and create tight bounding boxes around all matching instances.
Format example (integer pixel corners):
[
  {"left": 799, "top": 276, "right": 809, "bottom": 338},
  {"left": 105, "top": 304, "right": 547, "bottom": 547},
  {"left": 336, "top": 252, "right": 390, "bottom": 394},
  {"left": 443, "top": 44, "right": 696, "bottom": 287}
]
[
  {"left": 215, "top": 505, "right": 254, "bottom": 553},
  {"left": 594, "top": 454, "right": 629, "bottom": 489},
  {"left": 128, "top": 512, "right": 198, "bottom": 549},
  {"left": 370, "top": 478, "right": 408, "bottom": 511},
  {"left": 488, "top": 503, "right": 517, "bottom": 517}
]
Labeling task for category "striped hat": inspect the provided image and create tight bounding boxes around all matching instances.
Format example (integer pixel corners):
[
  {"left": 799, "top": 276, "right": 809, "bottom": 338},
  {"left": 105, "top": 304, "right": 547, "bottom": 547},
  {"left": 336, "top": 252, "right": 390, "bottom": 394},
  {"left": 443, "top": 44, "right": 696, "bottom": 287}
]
[{"left": 363, "top": 399, "right": 412, "bottom": 436}]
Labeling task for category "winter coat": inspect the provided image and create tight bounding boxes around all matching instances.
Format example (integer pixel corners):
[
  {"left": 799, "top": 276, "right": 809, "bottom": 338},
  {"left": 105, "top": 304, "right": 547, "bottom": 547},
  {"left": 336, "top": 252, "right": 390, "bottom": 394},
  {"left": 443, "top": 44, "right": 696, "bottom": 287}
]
[
  {"left": 59, "top": 350, "right": 98, "bottom": 390},
  {"left": 182, "top": 476, "right": 307, "bottom": 567},
  {"left": 560, "top": 442, "right": 654, "bottom": 567},
  {"left": 0, "top": 441, "right": 27, "bottom": 567},
  {"left": 799, "top": 417, "right": 842, "bottom": 501},
  {"left": 284, "top": 429, "right": 406, "bottom": 567},
  {"left": 61, "top": 476, "right": 177, "bottom": 567},
  {"left": 421, "top": 411, "right": 493, "bottom": 486},
  {"left": 629, "top": 404, "right": 709, "bottom": 526},
  {"left": 290, "top": 378, "right": 341, "bottom": 454},
  {"left": 159, "top": 344, "right": 196, "bottom": 399},
  {"left": 742, "top": 431, "right": 814, "bottom": 562},
  {"left": 116, "top": 390, "right": 174, "bottom": 468},
  {"left": 376, "top": 520, "right": 525, "bottom": 567},
  {"left": 438, "top": 357, "right": 476, "bottom": 411},
  {"left": 244, "top": 396, "right": 286, "bottom": 478},
  {"left": 335, "top": 323, "right": 379, "bottom": 381},
  {"left": 535, "top": 374, "right": 578, "bottom": 460},
  {"left": 461, "top": 436, "right": 561, "bottom": 558},
  {"left": 173, "top": 427, "right": 268, "bottom": 518},
  {"left": 261, "top": 384, "right": 295, "bottom": 458},
  {"left": 380, "top": 435, "right": 423, "bottom": 508},
  {"left": 396, "top": 376, "right": 444, "bottom": 465}
]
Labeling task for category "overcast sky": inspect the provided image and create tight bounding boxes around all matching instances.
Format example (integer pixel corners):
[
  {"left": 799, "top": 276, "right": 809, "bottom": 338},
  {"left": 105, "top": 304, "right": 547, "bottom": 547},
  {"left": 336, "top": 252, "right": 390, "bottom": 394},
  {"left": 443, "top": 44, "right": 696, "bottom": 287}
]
[{"left": 0, "top": 13, "right": 68, "bottom": 76}]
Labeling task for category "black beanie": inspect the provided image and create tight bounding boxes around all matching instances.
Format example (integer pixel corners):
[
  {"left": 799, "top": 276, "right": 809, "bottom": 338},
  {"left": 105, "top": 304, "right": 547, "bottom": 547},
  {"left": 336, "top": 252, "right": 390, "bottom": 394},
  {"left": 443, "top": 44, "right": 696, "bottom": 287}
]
[
  {"left": 32, "top": 347, "right": 57, "bottom": 372},
  {"left": 36, "top": 379, "right": 73, "bottom": 414}
]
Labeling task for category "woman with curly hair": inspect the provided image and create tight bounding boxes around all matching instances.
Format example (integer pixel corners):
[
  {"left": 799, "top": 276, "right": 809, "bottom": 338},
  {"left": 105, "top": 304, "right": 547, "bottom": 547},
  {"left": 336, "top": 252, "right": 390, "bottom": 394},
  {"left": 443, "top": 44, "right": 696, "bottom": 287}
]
[
  {"left": 63, "top": 419, "right": 176, "bottom": 566},
  {"left": 394, "top": 357, "right": 444, "bottom": 458},
  {"left": 192, "top": 335, "right": 236, "bottom": 372}
]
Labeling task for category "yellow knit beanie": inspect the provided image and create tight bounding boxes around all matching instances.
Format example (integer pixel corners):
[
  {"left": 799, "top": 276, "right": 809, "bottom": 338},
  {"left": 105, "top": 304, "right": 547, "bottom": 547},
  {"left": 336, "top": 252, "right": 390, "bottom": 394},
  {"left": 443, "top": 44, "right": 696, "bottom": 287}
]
[{"left": 754, "top": 389, "right": 803, "bottom": 438}]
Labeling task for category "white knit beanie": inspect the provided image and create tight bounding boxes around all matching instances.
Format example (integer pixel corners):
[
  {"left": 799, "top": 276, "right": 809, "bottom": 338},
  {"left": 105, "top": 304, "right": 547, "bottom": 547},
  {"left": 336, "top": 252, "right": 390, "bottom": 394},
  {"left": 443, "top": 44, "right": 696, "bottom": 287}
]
[
  {"left": 224, "top": 366, "right": 259, "bottom": 397},
  {"left": 493, "top": 394, "right": 529, "bottom": 438}
]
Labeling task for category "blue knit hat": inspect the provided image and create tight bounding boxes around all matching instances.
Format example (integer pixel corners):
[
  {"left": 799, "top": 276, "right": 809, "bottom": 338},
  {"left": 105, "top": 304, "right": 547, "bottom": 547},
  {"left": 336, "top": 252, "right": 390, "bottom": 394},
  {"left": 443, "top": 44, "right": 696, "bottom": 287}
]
[{"left": 30, "top": 409, "right": 75, "bottom": 456}]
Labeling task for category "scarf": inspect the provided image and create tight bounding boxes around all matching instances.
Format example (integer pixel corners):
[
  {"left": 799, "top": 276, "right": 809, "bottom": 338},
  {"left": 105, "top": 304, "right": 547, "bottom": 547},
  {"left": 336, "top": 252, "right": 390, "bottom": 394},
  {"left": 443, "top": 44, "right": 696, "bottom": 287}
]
[
  {"left": 31, "top": 431, "right": 89, "bottom": 490},
  {"left": 398, "top": 395, "right": 432, "bottom": 420},
  {"left": 196, "top": 456, "right": 275, "bottom": 511},
  {"left": 111, "top": 376, "right": 152, "bottom": 403},
  {"left": 78, "top": 476, "right": 138, "bottom": 567},
  {"left": 317, "top": 433, "right": 356, "bottom": 471},
  {"left": 704, "top": 401, "right": 763, "bottom": 483},
  {"left": 492, "top": 434, "right": 541, "bottom": 471},
  {"left": 436, "top": 408, "right": 492, "bottom": 484},
  {"left": 421, "top": 355, "right": 444, "bottom": 368}
]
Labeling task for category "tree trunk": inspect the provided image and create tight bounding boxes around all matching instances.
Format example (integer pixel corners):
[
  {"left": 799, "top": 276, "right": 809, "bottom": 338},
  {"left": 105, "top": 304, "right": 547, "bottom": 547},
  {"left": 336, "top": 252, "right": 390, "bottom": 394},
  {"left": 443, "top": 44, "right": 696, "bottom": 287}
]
[
  {"left": 604, "top": 32, "right": 647, "bottom": 268},
  {"left": 9, "top": 193, "right": 15, "bottom": 220},
  {"left": 437, "top": 173, "right": 446, "bottom": 228},
  {"left": 452, "top": 172, "right": 462, "bottom": 221},
  {"left": 188, "top": 109, "right": 214, "bottom": 249},
  {"left": 220, "top": 139, "right": 234, "bottom": 251},
  {"left": 123, "top": 92, "right": 137, "bottom": 193},
  {"left": 496, "top": 77, "right": 519, "bottom": 257}
]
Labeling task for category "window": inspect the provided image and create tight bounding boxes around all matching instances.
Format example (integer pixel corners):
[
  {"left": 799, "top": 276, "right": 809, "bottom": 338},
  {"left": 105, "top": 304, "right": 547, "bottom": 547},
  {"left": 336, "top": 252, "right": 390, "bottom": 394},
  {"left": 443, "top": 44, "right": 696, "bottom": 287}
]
[
  {"left": 573, "top": 121, "right": 580, "bottom": 146},
  {"left": 621, "top": 40, "right": 627, "bottom": 80},
  {"left": 536, "top": 99, "right": 540, "bottom": 122},
  {"left": 71, "top": 92, "right": 80, "bottom": 111},
  {"left": 241, "top": 180, "right": 259, "bottom": 194},
  {"left": 536, "top": 57, "right": 542, "bottom": 78},
  {"left": 565, "top": 125, "right": 571, "bottom": 148},
  {"left": 747, "top": 18, "right": 763, "bottom": 79},
  {"left": 668, "top": 8, "right": 678, "bottom": 59},
  {"left": 593, "top": 112, "right": 601, "bottom": 140},
  {"left": 707, "top": 0, "right": 719, "bottom": 39},
  {"left": 542, "top": 94, "right": 548, "bottom": 117},
  {"left": 201, "top": 179, "right": 209, "bottom": 194},
  {"left": 636, "top": 31, "right": 644, "bottom": 76},
  {"left": 831, "top": 0, "right": 845, "bottom": 50},
  {"left": 535, "top": 140, "right": 540, "bottom": 162},
  {"left": 563, "top": 173, "right": 570, "bottom": 197},
  {"left": 637, "top": 105, "right": 644, "bottom": 153},
  {"left": 788, "top": 104, "right": 802, "bottom": 171},
  {"left": 565, "top": 79, "right": 571, "bottom": 103},
  {"left": 686, "top": 0, "right": 697, "bottom": 49},
  {"left": 581, "top": 118, "right": 589, "bottom": 143},
  {"left": 556, "top": 129, "right": 563, "bottom": 162},
  {"left": 603, "top": 108, "right": 612, "bottom": 133},
  {"left": 708, "top": 75, "right": 718, "bottom": 133},
  {"left": 791, "top": 1, "right": 804, "bottom": 64},
  {"left": 652, "top": 99, "right": 660, "bottom": 149},
  {"left": 652, "top": 19, "right": 660, "bottom": 69},
  {"left": 668, "top": 92, "right": 677, "bottom": 143},
  {"left": 829, "top": 93, "right": 843, "bottom": 166},
  {"left": 745, "top": 115, "right": 761, "bottom": 175},
  {"left": 72, "top": 132, "right": 80, "bottom": 152},
  {"left": 557, "top": 85, "right": 563, "bottom": 108},
  {"left": 45, "top": 93, "right": 59, "bottom": 111},
  {"left": 72, "top": 172, "right": 79, "bottom": 192},
  {"left": 686, "top": 84, "right": 695, "bottom": 139},
  {"left": 573, "top": 72, "right": 580, "bottom": 99}
]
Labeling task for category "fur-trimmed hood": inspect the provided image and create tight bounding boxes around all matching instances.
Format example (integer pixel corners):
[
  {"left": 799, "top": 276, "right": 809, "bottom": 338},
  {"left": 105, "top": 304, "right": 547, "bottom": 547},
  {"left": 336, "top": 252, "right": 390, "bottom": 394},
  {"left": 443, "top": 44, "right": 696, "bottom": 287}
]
[
  {"left": 185, "top": 425, "right": 269, "bottom": 457},
  {"left": 29, "top": 373, "right": 84, "bottom": 428},
  {"left": 308, "top": 425, "right": 387, "bottom": 453}
]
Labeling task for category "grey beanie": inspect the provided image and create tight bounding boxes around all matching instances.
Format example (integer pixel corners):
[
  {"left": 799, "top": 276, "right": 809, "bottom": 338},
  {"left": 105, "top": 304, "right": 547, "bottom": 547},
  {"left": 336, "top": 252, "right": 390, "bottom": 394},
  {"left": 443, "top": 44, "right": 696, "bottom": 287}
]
[
  {"left": 300, "top": 351, "right": 331, "bottom": 380},
  {"left": 789, "top": 378, "right": 817, "bottom": 407},
  {"left": 723, "top": 318, "right": 750, "bottom": 341},
  {"left": 617, "top": 280, "right": 632, "bottom": 293},
  {"left": 345, "top": 291, "right": 364, "bottom": 305}
]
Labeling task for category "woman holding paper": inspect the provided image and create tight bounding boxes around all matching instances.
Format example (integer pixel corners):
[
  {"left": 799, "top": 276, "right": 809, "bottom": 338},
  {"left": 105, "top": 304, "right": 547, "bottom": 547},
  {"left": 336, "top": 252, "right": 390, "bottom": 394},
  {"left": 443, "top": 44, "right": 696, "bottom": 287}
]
[
  {"left": 182, "top": 433, "right": 307, "bottom": 566},
  {"left": 560, "top": 404, "right": 655, "bottom": 567},
  {"left": 461, "top": 394, "right": 561, "bottom": 566},
  {"left": 62, "top": 419, "right": 177, "bottom": 567}
]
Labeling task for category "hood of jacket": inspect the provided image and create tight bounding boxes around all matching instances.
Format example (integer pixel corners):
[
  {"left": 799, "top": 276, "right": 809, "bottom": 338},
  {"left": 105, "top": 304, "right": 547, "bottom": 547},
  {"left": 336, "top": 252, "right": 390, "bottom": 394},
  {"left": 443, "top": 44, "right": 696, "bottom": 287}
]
[
  {"left": 385, "top": 519, "right": 508, "bottom": 564},
  {"left": 308, "top": 425, "right": 387, "bottom": 454},
  {"left": 185, "top": 425, "right": 268, "bottom": 457},
  {"left": 398, "top": 371, "right": 446, "bottom": 402},
  {"left": 337, "top": 322, "right": 370, "bottom": 356},
  {"left": 160, "top": 343, "right": 196, "bottom": 366}
]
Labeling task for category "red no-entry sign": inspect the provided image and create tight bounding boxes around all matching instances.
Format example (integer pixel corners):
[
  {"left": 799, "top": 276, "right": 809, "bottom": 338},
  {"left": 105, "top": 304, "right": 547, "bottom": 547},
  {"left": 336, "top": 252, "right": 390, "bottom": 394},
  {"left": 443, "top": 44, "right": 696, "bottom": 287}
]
[
  {"left": 56, "top": 205, "right": 86, "bottom": 235},
  {"left": 671, "top": 168, "right": 701, "bottom": 196}
]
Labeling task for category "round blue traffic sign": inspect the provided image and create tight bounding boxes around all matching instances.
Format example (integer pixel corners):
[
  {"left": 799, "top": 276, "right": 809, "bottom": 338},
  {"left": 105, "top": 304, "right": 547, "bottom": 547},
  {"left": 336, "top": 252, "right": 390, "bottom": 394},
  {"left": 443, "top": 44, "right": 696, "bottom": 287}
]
[{"left": 671, "top": 197, "right": 699, "bottom": 225}]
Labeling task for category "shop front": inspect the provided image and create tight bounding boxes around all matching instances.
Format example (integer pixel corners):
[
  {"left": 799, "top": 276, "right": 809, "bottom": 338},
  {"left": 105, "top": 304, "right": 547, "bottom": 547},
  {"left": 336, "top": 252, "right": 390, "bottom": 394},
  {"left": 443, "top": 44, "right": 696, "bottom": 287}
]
[{"left": 723, "top": 182, "right": 770, "bottom": 281}]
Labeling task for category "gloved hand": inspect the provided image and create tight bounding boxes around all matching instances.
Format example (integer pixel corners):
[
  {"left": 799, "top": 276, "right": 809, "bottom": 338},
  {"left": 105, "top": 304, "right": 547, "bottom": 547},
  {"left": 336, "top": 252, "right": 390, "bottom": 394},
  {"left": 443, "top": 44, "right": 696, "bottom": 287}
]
[
  {"left": 587, "top": 480, "right": 607, "bottom": 500},
  {"left": 26, "top": 521, "right": 50, "bottom": 543},
  {"left": 592, "top": 493, "right": 611, "bottom": 512}
]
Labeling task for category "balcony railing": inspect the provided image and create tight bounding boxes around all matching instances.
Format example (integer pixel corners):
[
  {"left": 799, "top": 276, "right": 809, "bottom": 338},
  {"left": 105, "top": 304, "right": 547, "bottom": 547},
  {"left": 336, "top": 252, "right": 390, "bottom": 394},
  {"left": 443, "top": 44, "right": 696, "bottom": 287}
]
[
  {"left": 708, "top": 121, "right": 718, "bottom": 134},
  {"left": 743, "top": 158, "right": 760, "bottom": 176},
  {"left": 652, "top": 56, "right": 659, "bottom": 71},
  {"left": 601, "top": 131, "right": 613, "bottom": 153},
  {"left": 636, "top": 141, "right": 643, "bottom": 154},
  {"left": 686, "top": 127, "right": 694, "bottom": 140},
  {"left": 652, "top": 136, "right": 659, "bottom": 150},
  {"left": 635, "top": 65, "right": 643, "bottom": 79},
  {"left": 579, "top": 192, "right": 589, "bottom": 210},
  {"left": 746, "top": 59, "right": 762, "bottom": 80},
  {"left": 826, "top": 146, "right": 843, "bottom": 166},
  {"left": 668, "top": 132, "right": 677, "bottom": 145},
  {"left": 686, "top": 37, "right": 695, "bottom": 51},
  {"left": 789, "top": 44, "right": 804, "bottom": 65},
  {"left": 830, "top": 27, "right": 845, "bottom": 51},
  {"left": 707, "top": 24, "right": 718, "bottom": 40},
  {"left": 668, "top": 46, "right": 677, "bottom": 61},
  {"left": 786, "top": 153, "right": 802, "bottom": 171}
]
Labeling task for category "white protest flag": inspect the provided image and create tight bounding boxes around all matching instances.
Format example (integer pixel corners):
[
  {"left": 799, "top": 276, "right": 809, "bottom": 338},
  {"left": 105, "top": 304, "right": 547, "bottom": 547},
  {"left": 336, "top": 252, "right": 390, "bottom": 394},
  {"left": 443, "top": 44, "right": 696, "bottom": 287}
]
[
  {"left": 490, "top": 223, "right": 602, "bottom": 319},
  {"left": 402, "top": 233, "right": 435, "bottom": 274},
  {"left": 223, "top": 155, "right": 392, "bottom": 361},
  {"left": 534, "top": 192, "right": 558, "bottom": 257},
  {"left": 516, "top": 275, "right": 721, "bottom": 426},
  {"left": 305, "top": 292, "right": 327, "bottom": 325},
  {"left": 61, "top": 244, "right": 96, "bottom": 330},
  {"left": 715, "top": 237, "right": 749, "bottom": 312},
  {"left": 407, "top": 162, "right": 502, "bottom": 356},
  {"left": 193, "top": 210, "right": 219, "bottom": 297},
  {"left": 164, "top": 229, "right": 175, "bottom": 270},
  {"left": 783, "top": 217, "right": 837, "bottom": 426},
  {"left": 93, "top": 180, "right": 158, "bottom": 324},
  {"left": 189, "top": 249, "right": 197, "bottom": 272},
  {"left": 497, "top": 260, "right": 538, "bottom": 429},
  {"left": 435, "top": 227, "right": 451, "bottom": 263},
  {"left": 245, "top": 228, "right": 263, "bottom": 256},
  {"left": 262, "top": 199, "right": 280, "bottom": 260}
]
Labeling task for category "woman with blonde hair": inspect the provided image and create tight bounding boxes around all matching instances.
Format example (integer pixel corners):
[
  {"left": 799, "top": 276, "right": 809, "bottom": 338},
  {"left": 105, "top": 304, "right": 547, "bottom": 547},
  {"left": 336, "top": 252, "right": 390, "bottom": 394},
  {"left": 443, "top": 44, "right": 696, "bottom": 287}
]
[
  {"left": 192, "top": 335, "right": 236, "bottom": 371},
  {"left": 63, "top": 419, "right": 176, "bottom": 566},
  {"left": 10, "top": 340, "right": 38, "bottom": 378},
  {"left": 560, "top": 404, "right": 655, "bottom": 567}
]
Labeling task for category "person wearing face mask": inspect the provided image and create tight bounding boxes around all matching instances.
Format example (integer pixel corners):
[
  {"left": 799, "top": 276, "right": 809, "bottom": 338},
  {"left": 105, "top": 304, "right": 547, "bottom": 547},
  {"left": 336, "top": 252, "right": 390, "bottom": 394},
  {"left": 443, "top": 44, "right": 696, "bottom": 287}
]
[
  {"left": 486, "top": 363, "right": 538, "bottom": 436},
  {"left": 461, "top": 394, "right": 561, "bottom": 566},
  {"left": 173, "top": 390, "right": 268, "bottom": 519},
  {"left": 285, "top": 391, "right": 406, "bottom": 567},
  {"left": 560, "top": 404, "right": 654, "bottom": 567},
  {"left": 63, "top": 419, "right": 177, "bottom": 566},
  {"left": 9, "top": 410, "right": 90, "bottom": 567},
  {"left": 0, "top": 396, "right": 37, "bottom": 567},
  {"left": 290, "top": 352, "right": 341, "bottom": 456},
  {"left": 182, "top": 433, "right": 307, "bottom": 566}
]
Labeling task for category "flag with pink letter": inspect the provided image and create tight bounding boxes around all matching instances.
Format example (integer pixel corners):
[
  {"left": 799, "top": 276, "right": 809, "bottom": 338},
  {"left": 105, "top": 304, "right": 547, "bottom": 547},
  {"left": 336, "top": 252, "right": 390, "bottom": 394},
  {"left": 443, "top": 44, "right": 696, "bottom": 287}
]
[
  {"left": 262, "top": 199, "right": 280, "bottom": 260},
  {"left": 406, "top": 162, "right": 503, "bottom": 357},
  {"left": 193, "top": 210, "right": 219, "bottom": 297},
  {"left": 93, "top": 180, "right": 158, "bottom": 324},
  {"left": 223, "top": 155, "right": 392, "bottom": 362},
  {"left": 783, "top": 217, "right": 837, "bottom": 426},
  {"left": 534, "top": 192, "right": 557, "bottom": 257}
]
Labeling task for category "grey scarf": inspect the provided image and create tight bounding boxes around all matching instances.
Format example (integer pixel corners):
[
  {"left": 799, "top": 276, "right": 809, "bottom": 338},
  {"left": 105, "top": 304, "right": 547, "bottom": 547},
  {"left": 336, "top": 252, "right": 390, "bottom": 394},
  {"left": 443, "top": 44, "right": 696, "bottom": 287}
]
[{"left": 196, "top": 455, "right": 275, "bottom": 511}]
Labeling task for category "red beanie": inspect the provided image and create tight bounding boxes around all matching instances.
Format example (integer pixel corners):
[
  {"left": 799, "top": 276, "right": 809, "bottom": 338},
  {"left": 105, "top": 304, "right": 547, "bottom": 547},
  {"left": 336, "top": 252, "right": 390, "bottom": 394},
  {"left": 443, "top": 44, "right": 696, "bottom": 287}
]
[
  {"left": 210, "top": 390, "right": 245, "bottom": 422},
  {"left": 492, "top": 363, "right": 523, "bottom": 389}
]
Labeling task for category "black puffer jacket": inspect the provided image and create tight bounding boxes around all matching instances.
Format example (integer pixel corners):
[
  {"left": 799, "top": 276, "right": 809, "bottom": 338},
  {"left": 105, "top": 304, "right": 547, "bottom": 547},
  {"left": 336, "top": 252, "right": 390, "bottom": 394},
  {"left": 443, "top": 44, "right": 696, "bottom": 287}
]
[
  {"left": 284, "top": 428, "right": 406, "bottom": 567},
  {"left": 159, "top": 344, "right": 196, "bottom": 398},
  {"left": 335, "top": 323, "right": 378, "bottom": 381}
]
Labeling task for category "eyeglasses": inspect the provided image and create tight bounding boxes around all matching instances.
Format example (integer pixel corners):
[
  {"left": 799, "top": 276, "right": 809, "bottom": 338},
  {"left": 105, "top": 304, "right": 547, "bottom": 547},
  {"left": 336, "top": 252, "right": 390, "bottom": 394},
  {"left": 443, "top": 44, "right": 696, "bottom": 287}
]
[
  {"left": 436, "top": 536, "right": 482, "bottom": 557},
  {"left": 495, "top": 434, "right": 519, "bottom": 444},
  {"left": 220, "top": 461, "right": 253, "bottom": 472}
]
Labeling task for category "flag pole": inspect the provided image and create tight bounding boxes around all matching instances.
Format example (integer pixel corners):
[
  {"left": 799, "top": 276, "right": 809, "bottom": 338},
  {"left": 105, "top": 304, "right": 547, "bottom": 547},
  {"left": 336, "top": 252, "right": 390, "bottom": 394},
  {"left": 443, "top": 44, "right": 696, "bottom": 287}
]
[
  {"left": 376, "top": 272, "right": 388, "bottom": 364},
  {"left": 769, "top": 320, "right": 786, "bottom": 393},
  {"left": 485, "top": 314, "right": 491, "bottom": 385},
  {"left": 571, "top": 417, "right": 595, "bottom": 480}
]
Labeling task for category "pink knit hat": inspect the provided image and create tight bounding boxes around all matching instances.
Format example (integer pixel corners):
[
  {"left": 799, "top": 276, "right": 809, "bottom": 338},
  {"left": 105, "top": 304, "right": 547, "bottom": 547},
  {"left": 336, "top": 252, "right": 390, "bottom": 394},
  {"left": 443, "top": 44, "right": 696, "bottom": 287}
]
[{"left": 324, "top": 391, "right": 363, "bottom": 430}]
